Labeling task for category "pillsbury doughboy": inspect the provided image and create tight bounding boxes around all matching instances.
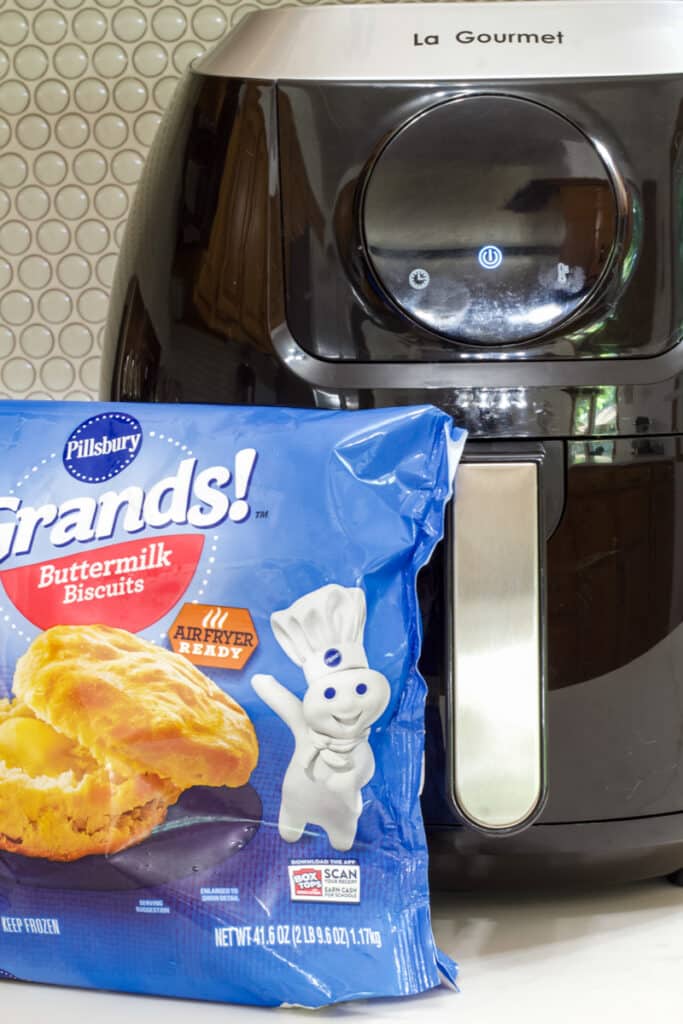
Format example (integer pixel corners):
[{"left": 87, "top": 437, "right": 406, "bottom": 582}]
[{"left": 253, "top": 584, "right": 390, "bottom": 851}]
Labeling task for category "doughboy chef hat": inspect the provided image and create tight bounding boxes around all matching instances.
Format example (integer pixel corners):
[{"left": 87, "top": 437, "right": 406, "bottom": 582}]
[{"left": 271, "top": 584, "right": 369, "bottom": 686}]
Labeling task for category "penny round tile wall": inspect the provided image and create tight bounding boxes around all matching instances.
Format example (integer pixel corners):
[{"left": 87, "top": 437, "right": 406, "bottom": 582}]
[{"left": 0, "top": 0, "right": 505, "bottom": 401}]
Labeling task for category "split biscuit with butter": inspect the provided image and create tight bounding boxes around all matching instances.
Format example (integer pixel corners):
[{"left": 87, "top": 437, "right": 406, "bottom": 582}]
[
  {"left": 14, "top": 624, "right": 259, "bottom": 791},
  {"left": 0, "top": 700, "right": 178, "bottom": 862}
]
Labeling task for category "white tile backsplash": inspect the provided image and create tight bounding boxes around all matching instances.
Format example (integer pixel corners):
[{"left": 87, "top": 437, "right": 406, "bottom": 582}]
[{"left": 0, "top": 0, "right": 505, "bottom": 401}]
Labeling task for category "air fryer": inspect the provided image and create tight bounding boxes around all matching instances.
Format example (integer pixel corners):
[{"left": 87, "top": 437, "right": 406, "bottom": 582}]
[{"left": 102, "top": 1, "right": 683, "bottom": 887}]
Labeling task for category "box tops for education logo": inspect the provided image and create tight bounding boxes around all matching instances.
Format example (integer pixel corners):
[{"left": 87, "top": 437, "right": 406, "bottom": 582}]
[
  {"left": 63, "top": 412, "right": 143, "bottom": 483},
  {"left": 288, "top": 861, "right": 360, "bottom": 903},
  {"left": 291, "top": 867, "right": 324, "bottom": 899}
]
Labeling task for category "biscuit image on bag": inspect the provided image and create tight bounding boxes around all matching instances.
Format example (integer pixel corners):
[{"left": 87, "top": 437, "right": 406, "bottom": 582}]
[
  {"left": 14, "top": 624, "right": 259, "bottom": 791},
  {"left": 1, "top": 623, "right": 259, "bottom": 862},
  {"left": 0, "top": 700, "right": 178, "bottom": 862}
]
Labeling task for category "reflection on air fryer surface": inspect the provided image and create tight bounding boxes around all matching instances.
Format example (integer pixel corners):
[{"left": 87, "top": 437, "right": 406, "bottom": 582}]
[{"left": 361, "top": 95, "right": 620, "bottom": 346}]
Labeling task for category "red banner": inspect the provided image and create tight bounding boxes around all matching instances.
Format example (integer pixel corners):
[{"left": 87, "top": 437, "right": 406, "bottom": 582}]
[{"left": 0, "top": 534, "right": 204, "bottom": 632}]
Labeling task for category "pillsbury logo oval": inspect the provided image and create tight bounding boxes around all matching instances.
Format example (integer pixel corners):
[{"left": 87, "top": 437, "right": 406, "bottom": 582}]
[
  {"left": 63, "top": 412, "right": 143, "bottom": 483},
  {"left": 324, "top": 648, "right": 342, "bottom": 668}
]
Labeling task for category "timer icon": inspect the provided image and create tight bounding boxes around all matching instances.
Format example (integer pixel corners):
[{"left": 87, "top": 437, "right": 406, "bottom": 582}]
[{"left": 408, "top": 268, "right": 430, "bottom": 290}]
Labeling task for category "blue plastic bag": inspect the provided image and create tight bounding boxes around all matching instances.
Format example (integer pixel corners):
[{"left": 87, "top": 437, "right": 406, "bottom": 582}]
[{"left": 0, "top": 401, "right": 463, "bottom": 1006}]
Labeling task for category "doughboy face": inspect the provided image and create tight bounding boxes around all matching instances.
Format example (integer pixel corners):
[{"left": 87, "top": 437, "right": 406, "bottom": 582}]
[{"left": 302, "top": 668, "right": 390, "bottom": 738}]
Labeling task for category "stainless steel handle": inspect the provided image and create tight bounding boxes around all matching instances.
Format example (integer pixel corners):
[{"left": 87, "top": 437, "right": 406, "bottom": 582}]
[{"left": 448, "top": 459, "right": 546, "bottom": 834}]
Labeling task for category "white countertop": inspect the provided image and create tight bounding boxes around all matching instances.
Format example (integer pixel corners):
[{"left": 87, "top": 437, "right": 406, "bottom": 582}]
[{"left": 2, "top": 879, "right": 682, "bottom": 1022}]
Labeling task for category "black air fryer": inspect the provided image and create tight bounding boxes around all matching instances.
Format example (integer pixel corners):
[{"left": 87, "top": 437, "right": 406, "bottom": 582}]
[{"left": 102, "top": 0, "right": 683, "bottom": 887}]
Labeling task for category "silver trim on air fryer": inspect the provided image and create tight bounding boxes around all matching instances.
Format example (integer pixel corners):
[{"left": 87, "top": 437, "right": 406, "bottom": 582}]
[
  {"left": 196, "top": 2, "right": 683, "bottom": 82},
  {"left": 271, "top": 322, "right": 683, "bottom": 390},
  {"left": 448, "top": 459, "right": 546, "bottom": 833}
]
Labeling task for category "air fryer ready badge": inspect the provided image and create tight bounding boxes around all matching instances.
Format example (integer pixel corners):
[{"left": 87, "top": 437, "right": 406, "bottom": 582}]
[{"left": 0, "top": 401, "right": 464, "bottom": 1007}]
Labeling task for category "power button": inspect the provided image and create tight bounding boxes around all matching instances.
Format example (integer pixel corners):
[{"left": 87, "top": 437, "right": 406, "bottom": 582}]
[{"left": 478, "top": 245, "right": 504, "bottom": 270}]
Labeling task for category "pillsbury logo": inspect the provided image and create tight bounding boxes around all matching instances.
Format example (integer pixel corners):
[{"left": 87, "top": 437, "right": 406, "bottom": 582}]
[
  {"left": 63, "top": 413, "right": 143, "bottom": 483},
  {"left": 324, "top": 648, "right": 342, "bottom": 668}
]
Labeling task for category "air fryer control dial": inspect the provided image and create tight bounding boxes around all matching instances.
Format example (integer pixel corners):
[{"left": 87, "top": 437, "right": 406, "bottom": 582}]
[{"left": 362, "top": 96, "right": 619, "bottom": 346}]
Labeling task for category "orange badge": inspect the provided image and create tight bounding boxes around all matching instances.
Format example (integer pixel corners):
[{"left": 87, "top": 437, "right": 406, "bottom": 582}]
[{"left": 169, "top": 603, "right": 258, "bottom": 670}]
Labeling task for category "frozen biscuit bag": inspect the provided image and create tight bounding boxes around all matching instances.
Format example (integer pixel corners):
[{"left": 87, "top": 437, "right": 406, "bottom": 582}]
[{"left": 0, "top": 401, "right": 464, "bottom": 1007}]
